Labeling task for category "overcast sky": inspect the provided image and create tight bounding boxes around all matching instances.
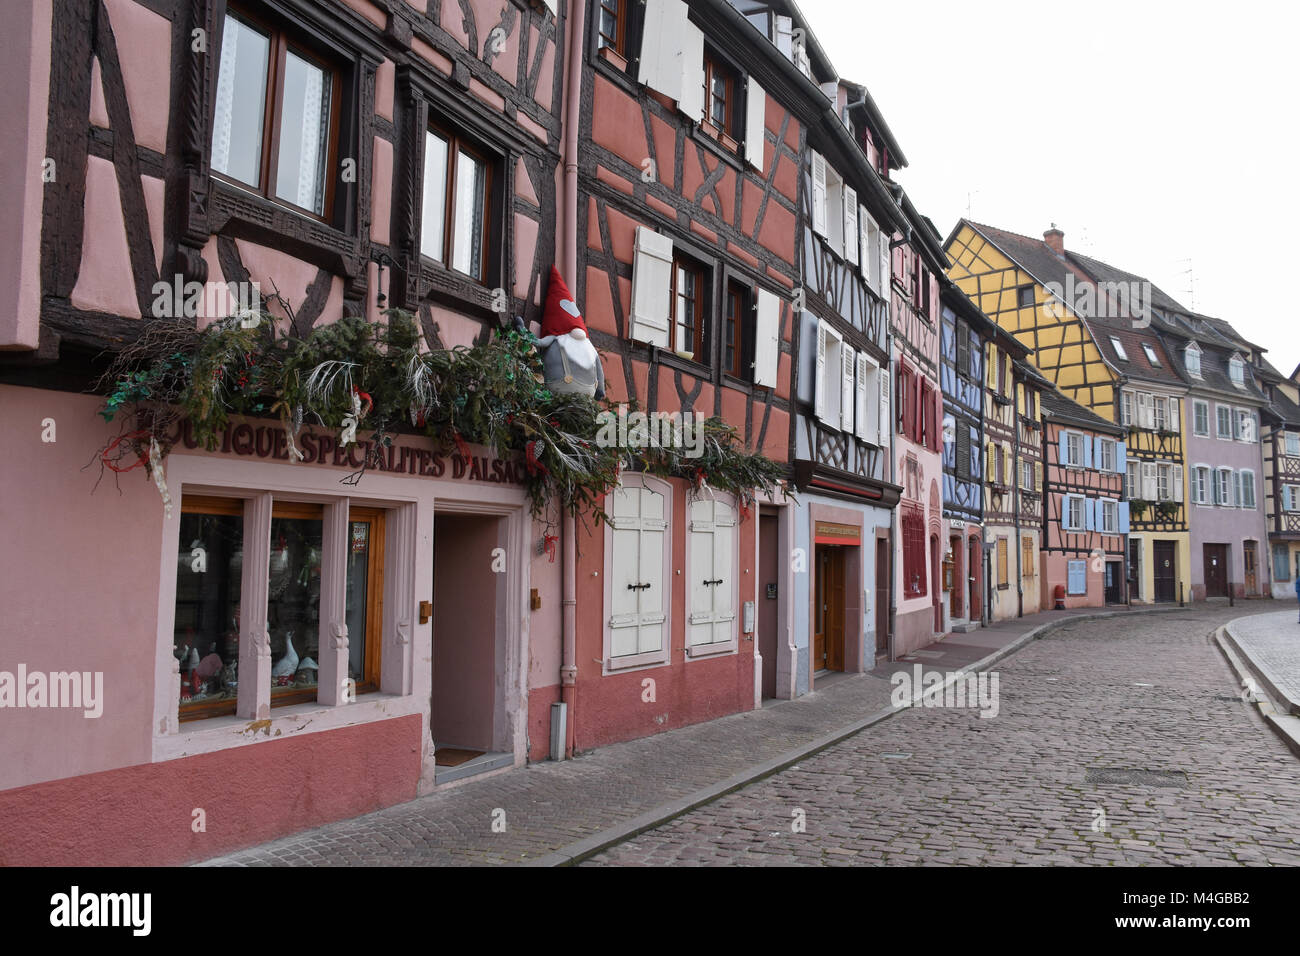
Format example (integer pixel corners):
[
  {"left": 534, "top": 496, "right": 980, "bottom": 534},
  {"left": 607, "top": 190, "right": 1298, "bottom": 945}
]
[{"left": 799, "top": 0, "right": 1299, "bottom": 377}]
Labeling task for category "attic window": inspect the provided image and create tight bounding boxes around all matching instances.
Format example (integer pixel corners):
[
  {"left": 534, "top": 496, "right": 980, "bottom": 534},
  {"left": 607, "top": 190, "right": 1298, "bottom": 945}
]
[
  {"left": 1229, "top": 355, "right": 1246, "bottom": 387},
  {"left": 1016, "top": 285, "right": 1034, "bottom": 309},
  {"left": 1185, "top": 344, "right": 1201, "bottom": 378},
  {"left": 1110, "top": 337, "right": 1128, "bottom": 361},
  {"left": 1142, "top": 343, "right": 1160, "bottom": 367}
]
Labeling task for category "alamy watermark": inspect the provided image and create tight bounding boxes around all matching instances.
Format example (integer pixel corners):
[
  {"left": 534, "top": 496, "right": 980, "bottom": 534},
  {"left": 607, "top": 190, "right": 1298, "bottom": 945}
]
[
  {"left": 150, "top": 274, "right": 262, "bottom": 322},
  {"left": 1042, "top": 273, "right": 1152, "bottom": 328},
  {"left": 0, "top": 665, "right": 103, "bottom": 718},
  {"left": 595, "top": 404, "right": 705, "bottom": 458},
  {"left": 890, "top": 664, "right": 999, "bottom": 718}
]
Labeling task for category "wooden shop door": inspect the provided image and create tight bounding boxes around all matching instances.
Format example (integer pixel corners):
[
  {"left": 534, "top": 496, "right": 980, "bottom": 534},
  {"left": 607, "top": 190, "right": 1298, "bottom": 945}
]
[
  {"left": 1203, "top": 544, "right": 1228, "bottom": 598},
  {"left": 814, "top": 545, "right": 845, "bottom": 673},
  {"left": 1154, "top": 541, "right": 1177, "bottom": 603},
  {"left": 1244, "top": 541, "right": 1258, "bottom": 595},
  {"left": 949, "top": 534, "right": 964, "bottom": 618},
  {"left": 875, "top": 536, "right": 890, "bottom": 656}
]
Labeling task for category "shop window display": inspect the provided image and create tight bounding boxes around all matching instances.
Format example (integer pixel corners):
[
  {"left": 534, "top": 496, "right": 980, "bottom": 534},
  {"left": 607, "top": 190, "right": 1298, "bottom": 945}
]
[{"left": 175, "top": 497, "right": 244, "bottom": 720}]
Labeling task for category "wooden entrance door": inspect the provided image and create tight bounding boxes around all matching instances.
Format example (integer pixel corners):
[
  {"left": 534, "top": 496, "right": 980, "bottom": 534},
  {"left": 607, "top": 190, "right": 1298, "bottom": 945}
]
[
  {"left": 1203, "top": 544, "right": 1228, "bottom": 598},
  {"left": 814, "top": 545, "right": 845, "bottom": 672},
  {"left": 1104, "top": 560, "right": 1123, "bottom": 605},
  {"left": 1154, "top": 541, "right": 1177, "bottom": 603},
  {"left": 758, "top": 513, "right": 779, "bottom": 699},
  {"left": 875, "top": 536, "right": 889, "bottom": 656},
  {"left": 931, "top": 536, "right": 942, "bottom": 632},
  {"left": 1244, "top": 541, "right": 1258, "bottom": 595},
  {"left": 969, "top": 537, "right": 982, "bottom": 622}
]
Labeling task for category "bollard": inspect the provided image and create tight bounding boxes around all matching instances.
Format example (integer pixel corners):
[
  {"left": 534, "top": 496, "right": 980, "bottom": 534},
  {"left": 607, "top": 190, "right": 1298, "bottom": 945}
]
[{"left": 1179, "top": 581, "right": 1184, "bottom": 608}]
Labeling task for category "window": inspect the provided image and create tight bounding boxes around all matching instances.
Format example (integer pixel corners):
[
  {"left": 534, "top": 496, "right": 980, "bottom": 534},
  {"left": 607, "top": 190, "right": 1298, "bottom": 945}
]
[
  {"left": 902, "top": 509, "right": 927, "bottom": 597},
  {"left": 1016, "top": 285, "right": 1034, "bottom": 309},
  {"left": 1126, "top": 461, "right": 1139, "bottom": 500},
  {"left": 1157, "top": 464, "right": 1171, "bottom": 502},
  {"left": 1099, "top": 439, "right": 1116, "bottom": 472},
  {"left": 1154, "top": 396, "right": 1168, "bottom": 432},
  {"left": 606, "top": 476, "right": 671, "bottom": 669},
  {"left": 268, "top": 502, "right": 325, "bottom": 707},
  {"left": 1022, "top": 536, "right": 1035, "bottom": 578},
  {"left": 1067, "top": 559, "right": 1087, "bottom": 595},
  {"left": 1101, "top": 500, "right": 1118, "bottom": 534},
  {"left": 997, "top": 537, "right": 1009, "bottom": 589},
  {"left": 420, "top": 128, "right": 492, "bottom": 282},
  {"left": 1185, "top": 345, "right": 1201, "bottom": 378},
  {"left": 686, "top": 495, "right": 738, "bottom": 655},
  {"left": 1229, "top": 355, "right": 1246, "bottom": 386},
  {"left": 1217, "top": 468, "right": 1234, "bottom": 507},
  {"left": 1287, "top": 432, "right": 1300, "bottom": 457},
  {"left": 175, "top": 497, "right": 244, "bottom": 720},
  {"left": 1216, "top": 405, "right": 1233, "bottom": 440},
  {"left": 723, "top": 282, "right": 748, "bottom": 378},
  {"left": 1142, "top": 343, "right": 1161, "bottom": 366},
  {"left": 1020, "top": 458, "right": 1035, "bottom": 491},
  {"left": 212, "top": 8, "right": 341, "bottom": 219},
  {"left": 670, "top": 253, "right": 706, "bottom": 359},
  {"left": 1239, "top": 470, "right": 1257, "bottom": 510},
  {"left": 1275, "top": 543, "right": 1292, "bottom": 582},
  {"left": 596, "top": 0, "right": 627, "bottom": 57},
  {"left": 1064, "top": 495, "right": 1085, "bottom": 531},
  {"left": 1193, "top": 400, "right": 1210, "bottom": 436},
  {"left": 1121, "top": 392, "right": 1134, "bottom": 426},
  {"left": 1064, "top": 432, "right": 1085, "bottom": 467},
  {"left": 1111, "top": 337, "right": 1128, "bottom": 361},
  {"left": 702, "top": 51, "right": 739, "bottom": 136},
  {"left": 1236, "top": 409, "right": 1257, "bottom": 442},
  {"left": 1286, "top": 486, "right": 1300, "bottom": 513},
  {"left": 346, "top": 508, "right": 386, "bottom": 693},
  {"left": 1193, "top": 466, "right": 1211, "bottom": 505}
]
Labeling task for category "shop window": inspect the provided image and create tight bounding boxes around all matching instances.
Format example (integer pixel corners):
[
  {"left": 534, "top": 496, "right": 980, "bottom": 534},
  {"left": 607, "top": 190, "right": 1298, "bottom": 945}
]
[
  {"left": 268, "top": 502, "right": 325, "bottom": 707},
  {"left": 175, "top": 496, "right": 244, "bottom": 721},
  {"left": 420, "top": 127, "right": 493, "bottom": 283},
  {"left": 211, "top": 6, "right": 342, "bottom": 219}
]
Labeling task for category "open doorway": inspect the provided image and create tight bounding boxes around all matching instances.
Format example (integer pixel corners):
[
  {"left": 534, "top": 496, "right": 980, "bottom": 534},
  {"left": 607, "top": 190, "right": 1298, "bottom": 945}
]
[{"left": 431, "top": 513, "right": 510, "bottom": 781}]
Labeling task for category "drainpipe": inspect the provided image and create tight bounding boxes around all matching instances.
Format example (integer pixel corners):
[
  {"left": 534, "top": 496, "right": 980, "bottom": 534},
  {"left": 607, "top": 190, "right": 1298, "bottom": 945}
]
[
  {"left": 1013, "top": 371, "right": 1023, "bottom": 618},
  {"left": 557, "top": 0, "right": 586, "bottom": 758}
]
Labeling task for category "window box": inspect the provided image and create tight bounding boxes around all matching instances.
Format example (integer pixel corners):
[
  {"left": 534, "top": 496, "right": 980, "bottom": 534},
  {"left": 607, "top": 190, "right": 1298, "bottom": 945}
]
[{"left": 597, "top": 45, "right": 628, "bottom": 71}]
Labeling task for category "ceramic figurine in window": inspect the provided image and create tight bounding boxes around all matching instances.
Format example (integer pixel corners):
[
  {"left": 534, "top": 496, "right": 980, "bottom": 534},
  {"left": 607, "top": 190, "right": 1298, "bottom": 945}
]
[
  {"left": 272, "top": 631, "right": 298, "bottom": 685},
  {"left": 530, "top": 266, "right": 605, "bottom": 399}
]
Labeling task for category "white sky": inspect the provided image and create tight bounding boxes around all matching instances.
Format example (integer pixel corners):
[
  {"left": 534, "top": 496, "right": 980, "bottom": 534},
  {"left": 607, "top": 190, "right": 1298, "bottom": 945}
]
[{"left": 799, "top": 0, "right": 1300, "bottom": 377}]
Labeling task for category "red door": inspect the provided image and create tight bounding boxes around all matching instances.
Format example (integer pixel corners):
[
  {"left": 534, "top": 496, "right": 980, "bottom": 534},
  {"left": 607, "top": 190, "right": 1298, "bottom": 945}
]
[{"left": 931, "top": 535, "right": 942, "bottom": 632}]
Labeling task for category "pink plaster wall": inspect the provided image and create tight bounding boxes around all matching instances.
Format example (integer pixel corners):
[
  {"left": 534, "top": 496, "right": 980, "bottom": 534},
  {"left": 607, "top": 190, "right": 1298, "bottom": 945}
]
[
  {"left": 234, "top": 238, "right": 345, "bottom": 326},
  {"left": 0, "top": 387, "right": 163, "bottom": 790},
  {"left": 70, "top": 155, "right": 138, "bottom": 316},
  {"left": 103, "top": 0, "right": 171, "bottom": 153},
  {"left": 375, "top": 58, "right": 395, "bottom": 122},
  {"left": 370, "top": 135, "right": 393, "bottom": 247},
  {"left": 0, "top": 714, "right": 422, "bottom": 866},
  {"left": 0, "top": 0, "right": 50, "bottom": 349},
  {"left": 1041, "top": 552, "right": 1106, "bottom": 609}
]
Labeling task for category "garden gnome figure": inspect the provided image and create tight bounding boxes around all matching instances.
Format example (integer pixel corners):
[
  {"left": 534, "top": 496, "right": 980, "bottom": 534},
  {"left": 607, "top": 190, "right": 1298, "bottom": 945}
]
[{"left": 534, "top": 266, "right": 605, "bottom": 399}]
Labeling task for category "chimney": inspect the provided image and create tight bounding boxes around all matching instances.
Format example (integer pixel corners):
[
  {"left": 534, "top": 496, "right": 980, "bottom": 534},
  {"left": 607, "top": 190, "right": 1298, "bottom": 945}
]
[{"left": 1043, "top": 223, "right": 1064, "bottom": 256}]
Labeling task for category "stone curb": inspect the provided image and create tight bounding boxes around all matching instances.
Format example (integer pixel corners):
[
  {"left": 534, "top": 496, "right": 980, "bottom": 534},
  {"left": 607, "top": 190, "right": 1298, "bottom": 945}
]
[
  {"left": 1214, "top": 625, "right": 1300, "bottom": 760},
  {"left": 529, "top": 604, "right": 1187, "bottom": 866},
  {"left": 1221, "top": 618, "right": 1300, "bottom": 716}
]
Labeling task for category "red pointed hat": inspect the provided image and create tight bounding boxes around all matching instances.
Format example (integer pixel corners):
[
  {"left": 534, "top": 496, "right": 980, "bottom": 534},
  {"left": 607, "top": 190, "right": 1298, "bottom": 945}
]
[{"left": 541, "top": 265, "right": 588, "bottom": 337}]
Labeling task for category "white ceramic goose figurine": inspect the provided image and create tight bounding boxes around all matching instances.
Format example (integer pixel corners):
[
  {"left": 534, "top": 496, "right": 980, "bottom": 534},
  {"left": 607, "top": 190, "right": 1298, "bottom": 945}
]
[{"left": 272, "top": 632, "right": 299, "bottom": 677}]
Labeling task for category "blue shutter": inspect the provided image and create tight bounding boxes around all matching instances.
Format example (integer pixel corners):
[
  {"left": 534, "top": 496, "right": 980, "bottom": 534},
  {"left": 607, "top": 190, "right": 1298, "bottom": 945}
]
[
  {"left": 1083, "top": 434, "right": 1094, "bottom": 470},
  {"left": 1093, "top": 436, "right": 1103, "bottom": 470},
  {"left": 1115, "top": 441, "right": 1126, "bottom": 473},
  {"left": 1118, "top": 501, "right": 1130, "bottom": 534},
  {"left": 1059, "top": 431, "right": 1069, "bottom": 466},
  {"left": 1085, "top": 498, "right": 1095, "bottom": 531},
  {"left": 1068, "top": 560, "right": 1086, "bottom": 595}
]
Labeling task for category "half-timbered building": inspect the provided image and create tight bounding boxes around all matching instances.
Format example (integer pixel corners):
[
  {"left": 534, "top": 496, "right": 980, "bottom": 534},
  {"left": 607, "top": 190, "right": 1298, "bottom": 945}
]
[
  {"left": 890, "top": 194, "right": 946, "bottom": 652},
  {"left": 946, "top": 220, "right": 1192, "bottom": 606},
  {"left": 1261, "top": 363, "right": 1300, "bottom": 599},
  {"left": 1040, "top": 388, "right": 1128, "bottom": 609},
  {"left": 1, "top": 0, "right": 568, "bottom": 865}
]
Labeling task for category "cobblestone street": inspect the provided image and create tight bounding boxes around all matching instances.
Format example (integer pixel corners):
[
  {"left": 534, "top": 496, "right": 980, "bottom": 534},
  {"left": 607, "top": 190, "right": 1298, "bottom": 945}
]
[{"left": 586, "top": 605, "right": 1300, "bottom": 866}]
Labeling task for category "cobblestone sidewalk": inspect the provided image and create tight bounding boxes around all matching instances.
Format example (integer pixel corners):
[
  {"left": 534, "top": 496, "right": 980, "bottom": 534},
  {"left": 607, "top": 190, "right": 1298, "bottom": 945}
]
[{"left": 1224, "top": 611, "right": 1300, "bottom": 713}]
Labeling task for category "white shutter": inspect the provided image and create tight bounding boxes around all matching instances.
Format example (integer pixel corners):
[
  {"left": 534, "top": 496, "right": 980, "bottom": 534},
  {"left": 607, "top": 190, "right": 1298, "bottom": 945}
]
[
  {"left": 608, "top": 483, "right": 667, "bottom": 658},
  {"left": 775, "top": 14, "right": 793, "bottom": 58},
  {"left": 811, "top": 151, "right": 827, "bottom": 237},
  {"left": 688, "top": 498, "right": 736, "bottom": 647},
  {"left": 878, "top": 364, "right": 891, "bottom": 449},
  {"left": 814, "top": 320, "right": 829, "bottom": 421},
  {"left": 637, "top": 0, "right": 686, "bottom": 104},
  {"left": 843, "top": 186, "right": 858, "bottom": 264},
  {"left": 1142, "top": 462, "right": 1158, "bottom": 500},
  {"left": 855, "top": 352, "right": 873, "bottom": 443},
  {"left": 1138, "top": 393, "right": 1155, "bottom": 429},
  {"left": 858, "top": 205, "right": 871, "bottom": 280},
  {"left": 744, "top": 76, "right": 767, "bottom": 169},
  {"left": 819, "top": 80, "right": 838, "bottom": 105},
  {"left": 677, "top": 17, "right": 705, "bottom": 123},
  {"left": 1169, "top": 398, "right": 1180, "bottom": 433},
  {"left": 1173, "top": 466, "right": 1183, "bottom": 505},
  {"left": 629, "top": 227, "right": 673, "bottom": 347},
  {"left": 840, "top": 345, "right": 856, "bottom": 433},
  {"left": 753, "top": 288, "right": 780, "bottom": 387},
  {"left": 879, "top": 231, "right": 891, "bottom": 295}
]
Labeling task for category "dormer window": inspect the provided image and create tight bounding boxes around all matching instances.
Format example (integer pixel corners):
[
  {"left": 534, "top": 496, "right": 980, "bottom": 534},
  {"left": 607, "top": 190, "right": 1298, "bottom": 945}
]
[
  {"left": 1142, "top": 343, "right": 1160, "bottom": 367},
  {"left": 1229, "top": 355, "right": 1246, "bottom": 387},
  {"left": 1184, "top": 343, "right": 1202, "bottom": 378},
  {"left": 1111, "top": 337, "right": 1128, "bottom": 361}
]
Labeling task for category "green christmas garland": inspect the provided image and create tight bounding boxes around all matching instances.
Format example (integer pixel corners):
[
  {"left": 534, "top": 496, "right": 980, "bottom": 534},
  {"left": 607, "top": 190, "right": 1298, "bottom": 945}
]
[{"left": 95, "top": 309, "right": 789, "bottom": 519}]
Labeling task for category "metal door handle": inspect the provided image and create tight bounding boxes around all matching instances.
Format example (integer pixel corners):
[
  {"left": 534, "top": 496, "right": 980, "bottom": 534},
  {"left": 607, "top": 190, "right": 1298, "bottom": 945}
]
[{"left": 626, "top": 582, "right": 651, "bottom": 591}]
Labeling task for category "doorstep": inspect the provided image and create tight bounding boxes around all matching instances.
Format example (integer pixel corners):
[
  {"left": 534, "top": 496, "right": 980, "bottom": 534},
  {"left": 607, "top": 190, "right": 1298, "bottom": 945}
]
[{"left": 435, "top": 750, "right": 513, "bottom": 785}]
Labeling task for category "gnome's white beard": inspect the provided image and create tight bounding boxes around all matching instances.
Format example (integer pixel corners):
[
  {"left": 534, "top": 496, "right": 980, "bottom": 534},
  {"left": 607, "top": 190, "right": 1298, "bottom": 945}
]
[{"left": 553, "top": 330, "right": 598, "bottom": 367}]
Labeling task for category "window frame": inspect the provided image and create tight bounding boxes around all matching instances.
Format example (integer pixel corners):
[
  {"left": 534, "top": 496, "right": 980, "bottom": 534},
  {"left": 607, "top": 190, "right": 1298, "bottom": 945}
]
[
  {"left": 669, "top": 251, "right": 708, "bottom": 360},
  {"left": 1064, "top": 431, "right": 1085, "bottom": 468},
  {"left": 1217, "top": 467, "right": 1234, "bottom": 507},
  {"left": 1064, "top": 494, "right": 1086, "bottom": 532},
  {"left": 1016, "top": 285, "right": 1034, "bottom": 309},
  {"left": 1142, "top": 343, "right": 1161, "bottom": 367},
  {"left": 211, "top": 4, "right": 344, "bottom": 223},
  {"left": 702, "top": 49, "right": 739, "bottom": 138},
  {"left": 1216, "top": 404, "right": 1233, "bottom": 440},
  {"left": 722, "top": 280, "right": 750, "bottom": 380},
  {"left": 1286, "top": 431, "right": 1300, "bottom": 458},
  {"left": 1184, "top": 344, "right": 1201, "bottom": 378},
  {"left": 1239, "top": 469, "right": 1257, "bottom": 510},
  {"left": 419, "top": 123, "right": 496, "bottom": 285},
  {"left": 1192, "top": 399, "right": 1210, "bottom": 437},
  {"left": 1111, "top": 337, "right": 1129, "bottom": 361},
  {"left": 595, "top": 0, "right": 628, "bottom": 58},
  {"left": 1101, "top": 499, "right": 1119, "bottom": 535}
]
